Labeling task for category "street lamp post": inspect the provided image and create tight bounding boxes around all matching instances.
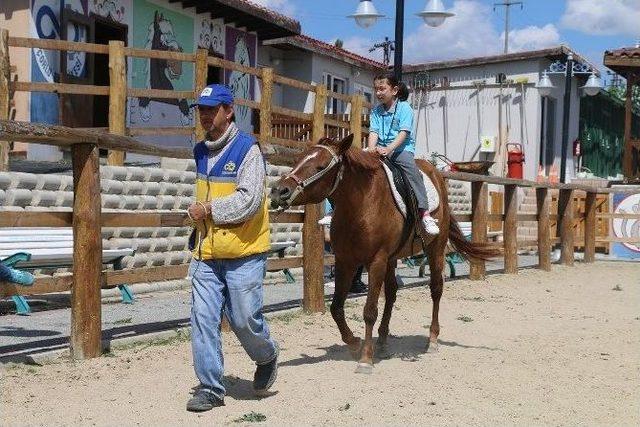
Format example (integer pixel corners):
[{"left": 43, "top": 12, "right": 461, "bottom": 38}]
[
  {"left": 349, "top": 0, "right": 454, "bottom": 80},
  {"left": 535, "top": 53, "right": 602, "bottom": 183}
]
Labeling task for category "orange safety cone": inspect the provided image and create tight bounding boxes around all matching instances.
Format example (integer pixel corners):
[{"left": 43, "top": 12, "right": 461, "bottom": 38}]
[
  {"left": 536, "top": 165, "right": 545, "bottom": 183},
  {"left": 549, "top": 163, "right": 559, "bottom": 184}
]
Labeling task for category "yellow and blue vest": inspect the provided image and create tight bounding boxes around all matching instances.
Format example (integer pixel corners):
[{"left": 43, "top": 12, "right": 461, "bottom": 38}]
[{"left": 192, "top": 133, "right": 270, "bottom": 260}]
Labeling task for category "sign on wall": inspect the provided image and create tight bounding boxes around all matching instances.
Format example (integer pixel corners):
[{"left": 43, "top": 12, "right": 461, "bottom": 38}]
[{"left": 611, "top": 191, "right": 640, "bottom": 259}]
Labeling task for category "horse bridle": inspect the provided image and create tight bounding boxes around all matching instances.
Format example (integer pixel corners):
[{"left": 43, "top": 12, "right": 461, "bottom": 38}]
[{"left": 284, "top": 145, "right": 344, "bottom": 206}]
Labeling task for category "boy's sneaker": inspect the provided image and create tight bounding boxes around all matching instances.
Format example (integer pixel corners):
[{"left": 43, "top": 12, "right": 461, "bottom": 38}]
[
  {"left": 253, "top": 342, "right": 279, "bottom": 396},
  {"left": 8, "top": 268, "right": 34, "bottom": 286},
  {"left": 422, "top": 215, "right": 440, "bottom": 235},
  {"left": 186, "top": 389, "right": 224, "bottom": 412}
]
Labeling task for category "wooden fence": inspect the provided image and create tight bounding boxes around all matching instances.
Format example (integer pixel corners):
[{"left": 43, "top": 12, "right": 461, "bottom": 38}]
[{"left": 1, "top": 30, "right": 639, "bottom": 361}]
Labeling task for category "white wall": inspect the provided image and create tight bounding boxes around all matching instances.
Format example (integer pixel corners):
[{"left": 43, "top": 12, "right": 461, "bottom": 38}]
[
  {"left": 406, "top": 57, "right": 583, "bottom": 181},
  {"left": 310, "top": 55, "right": 378, "bottom": 113}
]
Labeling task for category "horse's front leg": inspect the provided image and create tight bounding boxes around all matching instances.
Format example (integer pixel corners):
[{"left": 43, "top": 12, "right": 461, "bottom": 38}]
[
  {"left": 356, "top": 255, "right": 387, "bottom": 374},
  {"left": 330, "top": 260, "right": 360, "bottom": 357}
]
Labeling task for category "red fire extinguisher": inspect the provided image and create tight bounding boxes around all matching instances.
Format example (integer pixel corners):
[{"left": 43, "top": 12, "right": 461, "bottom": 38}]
[
  {"left": 507, "top": 143, "right": 525, "bottom": 179},
  {"left": 573, "top": 139, "right": 582, "bottom": 157}
]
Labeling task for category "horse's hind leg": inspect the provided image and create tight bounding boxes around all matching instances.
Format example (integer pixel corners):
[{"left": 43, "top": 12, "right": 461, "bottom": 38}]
[
  {"left": 330, "top": 261, "right": 361, "bottom": 357},
  {"left": 376, "top": 261, "right": 398, "bottom": 356},
  {"left": 356, "top": 256, "right": 387, "bottom": 374},
  {"left": 427, "top": 246, "right": 445, "bottom": 353}
]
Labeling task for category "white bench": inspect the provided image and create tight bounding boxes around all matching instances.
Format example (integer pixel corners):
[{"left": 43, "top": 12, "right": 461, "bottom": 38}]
[{"left": 0, "top": 228, "right": 135, "bottom": 314}]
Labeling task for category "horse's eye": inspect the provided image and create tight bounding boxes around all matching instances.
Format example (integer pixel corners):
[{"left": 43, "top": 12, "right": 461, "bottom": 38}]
[{"left": 316, "top": 165, "right": 325, "bottom": 172}]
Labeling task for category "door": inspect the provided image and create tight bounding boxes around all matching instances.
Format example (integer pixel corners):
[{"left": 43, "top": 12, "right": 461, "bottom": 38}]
[
  {"left": 542, "top": 97, "right": 556, "bottom": 172},
  {"left": 59, "top": 6, "right": 95, "bottom": 128}
]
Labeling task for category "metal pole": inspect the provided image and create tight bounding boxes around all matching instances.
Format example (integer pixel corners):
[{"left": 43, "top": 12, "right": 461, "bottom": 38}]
[
  {"left": 560, "top": 54, "right": 573, "bottom": 183},
  {"left": 393, "top": 0, "right": 404, "bottom": 80},
  {"left": 504, "top": 1, "right": 510, "bottom": 53}
]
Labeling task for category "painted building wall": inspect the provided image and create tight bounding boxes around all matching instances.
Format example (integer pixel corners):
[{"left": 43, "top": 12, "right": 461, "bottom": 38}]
[
  {"left": 405, "top": 57, "right": 583, "bottom": 181},
  {"left": 24, "top": 0, "right": 259, "bottom": 161},
  {"left": 0, "top": 0, "right": 31, "bottom": 154}
]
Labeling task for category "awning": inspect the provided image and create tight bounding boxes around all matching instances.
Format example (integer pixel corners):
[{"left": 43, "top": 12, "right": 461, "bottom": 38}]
[{"left": 168, "top": 0, "right": 301, "bottom": 40}]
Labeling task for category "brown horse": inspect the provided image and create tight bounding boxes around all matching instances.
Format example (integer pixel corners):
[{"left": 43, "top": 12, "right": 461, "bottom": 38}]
[{"left": 270, "top": 134, "right": 497, "bottom": 374}]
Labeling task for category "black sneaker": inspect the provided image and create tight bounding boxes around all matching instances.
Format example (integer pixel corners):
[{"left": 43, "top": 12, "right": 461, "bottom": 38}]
[
  {"left": 186, "top": 389, "right": 224, "bottom": 412},
  {"left": 253, "top": 343, "right": 279, "bottom": 396},
  {"left": 349, "top": 280, "right": 367, "bottom": 294}
]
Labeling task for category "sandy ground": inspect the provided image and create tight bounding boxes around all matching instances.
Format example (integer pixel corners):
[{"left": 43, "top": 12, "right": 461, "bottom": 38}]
[{"left": 1, "top": 262, "right": 639, "bottom": 426}]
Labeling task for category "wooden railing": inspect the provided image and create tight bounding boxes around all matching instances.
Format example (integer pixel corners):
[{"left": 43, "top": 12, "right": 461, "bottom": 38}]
[
  {"left": 0, "top": 29, "right": 373, "bottom": 168},
  {"left": 1, "top": 30, "right": 639, "bottom": 361}
]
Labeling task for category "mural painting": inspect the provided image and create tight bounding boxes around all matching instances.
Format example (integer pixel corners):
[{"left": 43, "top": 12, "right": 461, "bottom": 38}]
[
  {"left": 225, "top": 26, "right": 256, "bottom": 133},
  {"left": 30, "top": 0, "right": 131, "bottom": 126},
  {"left": 30, "top": 0, "right": 62, "bottom": 125},
  {"left": 611, "top": 192, "right": 640, "bottom": 259},
  {"left": 130, "top": 0, "right": 194, "bottom": 132},
  {"left": 195, "top": 16, "right": 224, "bottom": 55}
]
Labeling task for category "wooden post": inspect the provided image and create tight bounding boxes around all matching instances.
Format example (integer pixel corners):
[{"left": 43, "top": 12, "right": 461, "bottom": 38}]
[
  {"left": 259, "top": 67, "right": 274, "bottom": 146},
  {"left": 622, "top": 74, "right": 634, "bottom": 178},
  {"left": 503, "top": 184, "right": 518, "bottom": 274},
  {"left": 302, "top": 84, "right": 328, "bottom": 313},
  {"left": 71, "top": 143, "right": 103, "bottom": 359},
  {"left": 470, "top": 181, "right": 488, "bottom": 280},
  {"left": 584, "top": 191, "right": 596, "bottom": 263},
  {"left": 107, "top": 40, "right": 126, "bottom": 166},
  {"left": 194, "top": 48, "right": 208, "bottom": 142},
  {"left": 558, "top": 189, "right": 574, "bottom": 266},
  {"left": 536, "top": 187, "right": 551, "bottom": 271},
  {"left": 349, "top": 94, "right": 363, "bottom": 147},
  {"left": 0, "top": 29, "right": 11, "bottom": 171}
]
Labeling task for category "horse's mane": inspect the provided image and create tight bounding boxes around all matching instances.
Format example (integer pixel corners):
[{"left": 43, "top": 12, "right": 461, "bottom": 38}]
[
  {"left": 317, "top": 138, "right": 381, "bottom": 175},
  {"left": 344, "top": 147, "right": 381, "bottom": 174}
]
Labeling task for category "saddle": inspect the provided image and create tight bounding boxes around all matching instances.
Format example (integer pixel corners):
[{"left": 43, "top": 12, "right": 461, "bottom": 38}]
[
  {"left": 382, "top": 159, "right": 422, "bottom": 255},
  {"left": 381, "top": 159, "right": 441, "bottom": 256}
]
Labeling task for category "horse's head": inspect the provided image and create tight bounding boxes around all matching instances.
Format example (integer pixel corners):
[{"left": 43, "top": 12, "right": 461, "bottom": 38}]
[{"left": 271, "top": 134, "right": 354, "bottom": 209}]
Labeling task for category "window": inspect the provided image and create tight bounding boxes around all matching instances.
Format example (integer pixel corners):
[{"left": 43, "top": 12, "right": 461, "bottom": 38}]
[
  {"left": 353, "top": 83, "right": 373, "bottom": 113},
  {"left": 324, "top": 73, "right": 347, "bottom": 114}
]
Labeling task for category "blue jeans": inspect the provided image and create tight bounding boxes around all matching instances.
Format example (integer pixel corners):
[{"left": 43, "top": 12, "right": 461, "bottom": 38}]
[{"left": 189, "top": 253, "right": 277, "bottom": 399}]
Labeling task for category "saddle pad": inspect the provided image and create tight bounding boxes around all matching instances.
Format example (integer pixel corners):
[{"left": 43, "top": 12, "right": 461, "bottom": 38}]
[{"left": 381, "top": 163, "right": 440, "bottom": 218}]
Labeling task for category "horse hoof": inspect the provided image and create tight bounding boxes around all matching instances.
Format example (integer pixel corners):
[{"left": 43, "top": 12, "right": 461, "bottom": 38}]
[
  {"left": 355, "top": 362, "right": 373, "bottom": 374},
  {"left": 426, "top": 340, "right": 439, "bottom": 353}
]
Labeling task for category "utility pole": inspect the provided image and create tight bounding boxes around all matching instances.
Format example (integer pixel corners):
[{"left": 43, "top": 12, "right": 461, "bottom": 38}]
[
  {"left": 369, "top": 37, "right": 394, "bottom": 66},
  {"left": 494, "top": 0, "right": 523, "bottom": 54}
]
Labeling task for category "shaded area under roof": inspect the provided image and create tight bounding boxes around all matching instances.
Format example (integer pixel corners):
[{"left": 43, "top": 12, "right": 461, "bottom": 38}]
[
  {"left": 263, "top": 35, "right": 386, "bottom": 71},
  {"left": 167, "top": 0, "right": 300, "bottom": 40},
  {"left": 403, "top": 45, "right": 600, "bottom": 76},
  {"left": 604, "top": 47, "right": 640, "bottom": 76}
]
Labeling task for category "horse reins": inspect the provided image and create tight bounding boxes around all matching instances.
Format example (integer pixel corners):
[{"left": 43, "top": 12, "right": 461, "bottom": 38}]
[{"left": 283, "top": 145, "right": 344, "bottom": 206}]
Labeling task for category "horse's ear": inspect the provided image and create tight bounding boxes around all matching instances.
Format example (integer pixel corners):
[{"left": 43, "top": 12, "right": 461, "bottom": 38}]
[{"left": 337, "top": 134, "right": 354, "bottom": 154}]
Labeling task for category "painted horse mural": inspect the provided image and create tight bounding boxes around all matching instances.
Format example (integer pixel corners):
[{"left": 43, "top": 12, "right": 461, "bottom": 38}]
[{"left": 138, "top": 10, "right": 189, "bottom": 124}]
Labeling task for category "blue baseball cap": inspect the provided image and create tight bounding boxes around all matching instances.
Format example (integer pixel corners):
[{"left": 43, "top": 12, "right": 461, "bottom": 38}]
[{"left": 191, "top": 84, "right": 234, "bottom": 108}]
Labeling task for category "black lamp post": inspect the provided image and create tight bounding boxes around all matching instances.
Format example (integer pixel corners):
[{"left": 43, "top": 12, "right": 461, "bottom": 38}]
[
  {"left": 536, "top": 53, "right": 602, "bottom": 183},
  {"left": 349, "top": 0, "right": 454, "bottom": 80}
]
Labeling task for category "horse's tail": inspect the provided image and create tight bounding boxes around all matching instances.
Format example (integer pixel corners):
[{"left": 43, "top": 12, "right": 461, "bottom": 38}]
[{"left": 447, "top": 206, "right": 502, "bottom": 261}]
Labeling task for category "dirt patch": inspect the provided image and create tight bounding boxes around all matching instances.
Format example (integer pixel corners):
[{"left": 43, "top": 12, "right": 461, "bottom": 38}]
[{"left": 2, "top": 262, "right": 639, "bottom": 426}]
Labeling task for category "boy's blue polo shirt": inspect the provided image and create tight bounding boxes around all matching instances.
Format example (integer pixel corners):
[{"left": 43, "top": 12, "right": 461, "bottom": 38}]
[{"left": 369, "top": 100, "right": 415, "bottom": 153}]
